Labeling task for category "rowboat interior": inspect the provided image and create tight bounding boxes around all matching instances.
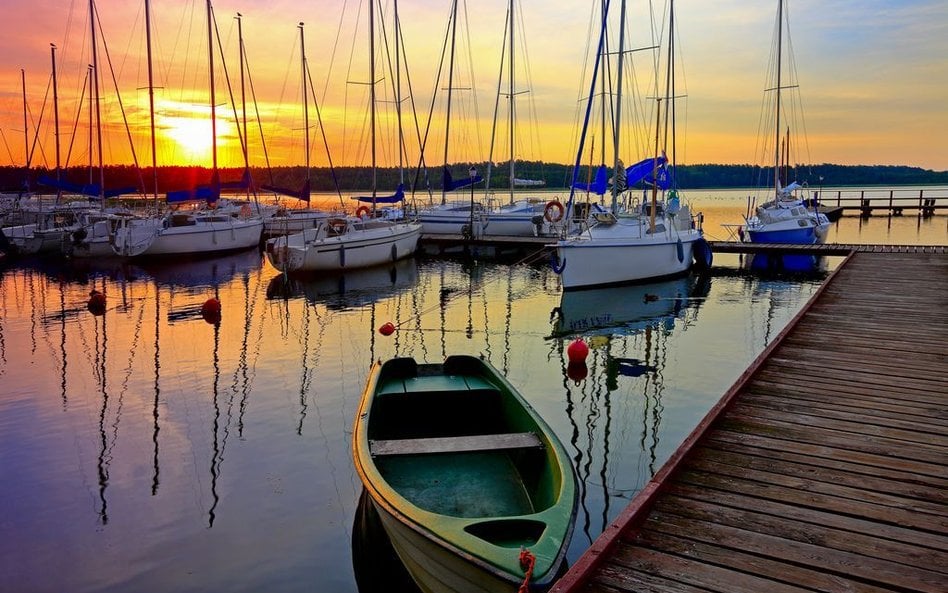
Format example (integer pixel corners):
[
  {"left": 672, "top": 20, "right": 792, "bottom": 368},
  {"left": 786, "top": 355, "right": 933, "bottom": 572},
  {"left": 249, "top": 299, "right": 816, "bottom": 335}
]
[{"left": 367, "top": 357, "right": 560, "bottom": 549}]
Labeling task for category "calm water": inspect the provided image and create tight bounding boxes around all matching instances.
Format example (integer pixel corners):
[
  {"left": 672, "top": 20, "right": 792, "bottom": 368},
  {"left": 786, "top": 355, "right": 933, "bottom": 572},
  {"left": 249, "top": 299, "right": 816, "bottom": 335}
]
[{"left": 1, "top": 194, "right": 944, "bottom": 593}]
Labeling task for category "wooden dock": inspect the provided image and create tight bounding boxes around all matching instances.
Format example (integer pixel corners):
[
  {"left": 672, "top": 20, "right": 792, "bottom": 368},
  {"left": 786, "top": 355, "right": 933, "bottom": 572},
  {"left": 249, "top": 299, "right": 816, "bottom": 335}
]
[
  {"left": 551, "top": 250, "right": 948, "bottom": 593},
  {"left": 708, "top": 241, "right": 948, "bottom": 255}
]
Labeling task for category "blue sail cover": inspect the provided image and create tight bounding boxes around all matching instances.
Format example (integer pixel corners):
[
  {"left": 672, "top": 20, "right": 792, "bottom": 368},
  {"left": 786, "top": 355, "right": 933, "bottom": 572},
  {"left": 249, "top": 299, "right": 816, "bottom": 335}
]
[
  {"left": 166, "top": 171, "right": 249, "bottom": 204},
  {"left": 261, "top": 179, "right": 311, "bottom": 202},
  {"left": 443, "top": 168, "right": 483, "bottom": 192},
  {"left": 353, "top": 183, "right": 406, "bottom": 204},
  {"left": 38, "top": 175, "right": 135, "bottom": 199},
  {"left": 166, "top": 186, "right": 219, "bottom": 204},
  {"left": 624, "top": 155, "right": 668, "bottom": 186},
  {"left": 571, "top": 164, "right": 609, "bottom": 195}
]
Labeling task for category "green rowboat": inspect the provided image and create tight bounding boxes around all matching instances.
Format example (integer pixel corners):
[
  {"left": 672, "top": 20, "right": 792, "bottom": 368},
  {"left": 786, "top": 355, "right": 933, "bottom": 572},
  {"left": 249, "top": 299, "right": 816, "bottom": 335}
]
[{"left": 353, "top": 355, "right": 577, "bottom": 593}]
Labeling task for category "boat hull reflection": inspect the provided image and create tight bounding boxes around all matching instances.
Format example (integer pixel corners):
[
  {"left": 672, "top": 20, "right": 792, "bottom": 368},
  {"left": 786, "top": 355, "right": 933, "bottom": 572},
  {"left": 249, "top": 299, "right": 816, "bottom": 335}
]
[
  {"left": 551, "top": 273, "right": 710, "bottom": 338},
  {"left": 265, "top": 257, "right": 418, "bottom": 308}
]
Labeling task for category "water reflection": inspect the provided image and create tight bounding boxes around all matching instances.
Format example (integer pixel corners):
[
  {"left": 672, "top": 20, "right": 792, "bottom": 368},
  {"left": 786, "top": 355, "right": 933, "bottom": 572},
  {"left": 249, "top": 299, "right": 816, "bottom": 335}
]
[
  {"left": 548, "top": 274, "right": 711, "bottom": 546},
  {"left": 551, "top": 274, "right": 711, "bottom": 338},
  {"left": 0, "top": 241, "right": 836, "bottom": 592},
  {"left": 265, "top": 258, "right": 418, "bottom": 309},
  {"left": 743, "top": 252, "right": 827, "bottom": 274}
]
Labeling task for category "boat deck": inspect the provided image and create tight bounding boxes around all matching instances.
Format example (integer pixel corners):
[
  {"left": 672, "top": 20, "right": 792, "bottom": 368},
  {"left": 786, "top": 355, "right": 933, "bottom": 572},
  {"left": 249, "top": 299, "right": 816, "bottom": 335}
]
[{"left": 551, "top": 251, "right": 948, "bottom": 593}]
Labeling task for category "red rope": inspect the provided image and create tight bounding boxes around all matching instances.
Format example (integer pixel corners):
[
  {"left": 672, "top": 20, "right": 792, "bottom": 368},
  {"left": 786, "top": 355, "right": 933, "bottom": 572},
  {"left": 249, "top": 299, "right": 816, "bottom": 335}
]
[{"left": 518, "top": 548, "right": 536, "bottom": 593}]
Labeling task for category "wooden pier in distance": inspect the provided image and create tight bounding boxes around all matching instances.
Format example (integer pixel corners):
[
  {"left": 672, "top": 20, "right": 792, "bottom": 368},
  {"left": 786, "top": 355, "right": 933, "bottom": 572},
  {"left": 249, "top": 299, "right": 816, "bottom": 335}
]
[{"left": 551, "top": 250, "right": 948, "bottom": 593}]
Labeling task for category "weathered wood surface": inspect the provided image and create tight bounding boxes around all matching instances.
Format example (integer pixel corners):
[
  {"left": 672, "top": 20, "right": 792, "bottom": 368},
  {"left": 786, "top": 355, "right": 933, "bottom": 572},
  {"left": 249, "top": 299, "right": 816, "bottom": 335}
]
[
  {"left": 369, "top": 431, "right": 542, "bottom": 456},
  {"left": 552, "top": 252, "right": 948, "bottom": 593}
]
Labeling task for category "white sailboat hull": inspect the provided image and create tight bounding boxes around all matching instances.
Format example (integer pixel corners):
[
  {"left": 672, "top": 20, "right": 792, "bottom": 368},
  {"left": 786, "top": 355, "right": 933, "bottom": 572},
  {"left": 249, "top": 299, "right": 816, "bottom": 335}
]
[
  {"left": 266, "top": 221, "right": 421, "bottom": 272},
  {"left": 2, "top": 224, "right": 68, "bottom": 255},
  {"left": 113, "top": 215, "right": 263, "bottom": 257},
  {"left": 555, "top": 218, "right": 702, "bottom": 290}
]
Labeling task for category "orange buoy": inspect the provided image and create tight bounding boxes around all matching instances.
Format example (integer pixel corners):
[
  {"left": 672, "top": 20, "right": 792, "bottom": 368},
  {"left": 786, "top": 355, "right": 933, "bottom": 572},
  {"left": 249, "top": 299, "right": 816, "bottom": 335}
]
[
  {"left": 566, "top": 338, "right": 589, "bottom": 363},
  {"left": 378, "top": 322, "right": 395, "bottom": 336}
]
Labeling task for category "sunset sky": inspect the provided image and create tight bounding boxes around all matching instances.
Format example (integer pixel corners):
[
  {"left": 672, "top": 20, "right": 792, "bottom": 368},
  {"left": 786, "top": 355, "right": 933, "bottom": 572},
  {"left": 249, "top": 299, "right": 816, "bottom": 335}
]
[{"left": 1, "top": 0, "right": 946, "bottom": 175}]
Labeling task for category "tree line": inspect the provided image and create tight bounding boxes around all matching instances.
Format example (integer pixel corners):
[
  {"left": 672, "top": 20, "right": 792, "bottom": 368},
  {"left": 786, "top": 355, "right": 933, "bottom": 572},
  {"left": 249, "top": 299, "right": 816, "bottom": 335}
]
[{"left": 2, "top": 162, "right": 946, "bottom": 195}]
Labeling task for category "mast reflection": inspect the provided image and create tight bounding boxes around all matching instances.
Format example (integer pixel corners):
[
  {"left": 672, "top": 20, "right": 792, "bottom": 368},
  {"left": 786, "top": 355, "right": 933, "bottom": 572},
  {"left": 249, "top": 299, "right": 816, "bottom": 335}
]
[{"left": 550, "top": 273, "right": 711, "bottom": 541}]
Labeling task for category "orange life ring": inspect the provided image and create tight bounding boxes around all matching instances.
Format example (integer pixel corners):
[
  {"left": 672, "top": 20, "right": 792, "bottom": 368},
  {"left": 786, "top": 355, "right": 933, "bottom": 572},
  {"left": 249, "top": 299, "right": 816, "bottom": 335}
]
[
  {"left": 544, "top": 200, "right": 565, "bottom": 223},
  {"left": 355, "top": 205, "right": 372, "bottom": 219}
]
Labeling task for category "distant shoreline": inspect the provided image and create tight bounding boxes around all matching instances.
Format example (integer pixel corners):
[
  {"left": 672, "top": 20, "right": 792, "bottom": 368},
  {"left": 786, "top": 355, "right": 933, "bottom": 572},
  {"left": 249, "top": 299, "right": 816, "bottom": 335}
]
[{"left": 3, "top": 162, "right": 946, "bottom": 194}]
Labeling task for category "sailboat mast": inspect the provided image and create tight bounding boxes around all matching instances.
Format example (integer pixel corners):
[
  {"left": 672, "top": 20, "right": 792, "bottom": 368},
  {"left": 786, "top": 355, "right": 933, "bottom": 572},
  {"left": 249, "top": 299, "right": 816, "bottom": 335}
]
[
  {"left": 669, "top": 0, "right": 676, "bottom": 171},
  {"left": 441, "top": 0, "right": 459, "bottom": 205},
  {"left": 612, "top": 0, "right": 627, "bottom": 214},
  {"left": 87, "top": 66, "right": 93, "bottom": 187},
  {"left": 774, "top": 0, "right": 783, "bottom": 197},
  {"left": 650, "top": 98, "right": 660, "bottom": 232},
  {"left": 50, "top": 44, "right": 61, "bottom": 204},
  {"left": 508, "top": 0, "right": 515, "bottom": 203},
  {"left": 370, "top": 0, "right": 377, "bottom": 200},
  {"left": 300, "top": 22, "right": 310, "bottom": 185},
  {"left": 600, "top": 0, "right": 607, "bottom": 168},
  {"left": 395, "top": 0, "right": 403, "bottom": 186},
  {"left": 238, "top": 13, "right": 248, "bottom": 190},
  {"left": 20, "top": 69, "right": 28, "bottom": 192},
  {"left": 566, "top": 0, "right": 611, "bottom": 208},
  {"left": 206, "top": 0, "right": 218, "bottom": 177},
  {"left": 90, "top": 0, "right": 105, "bottom": 201},
  {"left": 145, "top": 0, "right": 159, "bottom": 204}
]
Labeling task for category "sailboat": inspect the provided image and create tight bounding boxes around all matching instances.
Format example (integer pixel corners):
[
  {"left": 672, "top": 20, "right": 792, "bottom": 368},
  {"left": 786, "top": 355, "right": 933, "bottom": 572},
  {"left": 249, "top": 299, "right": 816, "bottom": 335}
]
[
  {"left": 264, "top": 1, "right": 420, "bottom": 273},
  {"left": 414, "top": 0, "right": 489, "bottom": 238},
  {"left": 111, "top": 0, "right": 263, "bottom": 258},
  {"left": 480, "top": 0, "right": 567, "bottom": 238},
  {"left": 739, "top": 0, "right": 830, "bottom": 245},
  {"left": 261, "top": 22, "right": 342, "bottom": 237},
  {"left": 2, "top": 48, "right": 111, "bottom": 256},
  {"left": 552, "top": 0, "right": 708, "bottom": 290}
]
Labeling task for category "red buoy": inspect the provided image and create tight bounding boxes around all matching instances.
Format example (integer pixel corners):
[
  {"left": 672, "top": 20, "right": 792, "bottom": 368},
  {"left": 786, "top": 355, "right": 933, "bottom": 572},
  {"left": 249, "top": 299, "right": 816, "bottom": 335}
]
[
  {"left": 566, "top": 339, "right": 589, "bottom": 363},
  {"left": 378, "top": 322, "right": 395, "bottom": 336},
  {"left": 202, "top": 297, "right": 221, "bottom": 314},
  {"left": 201, "top": 298, "right": 222, "bottom": 324},
  {"left": 87, "top": 290, "right": 106, "bottom": 316}
]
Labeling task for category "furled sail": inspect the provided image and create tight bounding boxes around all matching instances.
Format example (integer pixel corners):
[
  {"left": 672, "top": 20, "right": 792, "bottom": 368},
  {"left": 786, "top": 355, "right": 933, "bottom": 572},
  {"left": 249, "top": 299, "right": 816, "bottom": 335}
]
[
  {"left": 443, "top": 168, "right": 483, "bottom": 192},
  {"left": 352, "top": 183, "right": 406, "bottom": 204},
  {"left": 261, "top": 179, "right": 311, "bottom": 202}
]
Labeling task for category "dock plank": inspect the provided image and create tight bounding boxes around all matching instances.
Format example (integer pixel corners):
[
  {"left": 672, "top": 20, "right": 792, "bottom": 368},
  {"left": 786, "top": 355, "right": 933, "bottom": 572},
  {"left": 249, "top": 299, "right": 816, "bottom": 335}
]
[{"left": 551, "top": 251, "right": 948, "bottom": 593}]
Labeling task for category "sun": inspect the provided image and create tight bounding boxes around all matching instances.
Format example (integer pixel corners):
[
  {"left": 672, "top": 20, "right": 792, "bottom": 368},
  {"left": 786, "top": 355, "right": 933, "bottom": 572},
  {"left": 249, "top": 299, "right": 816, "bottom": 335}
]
[{"left": 163, "top": 116, "right": 214, "bottom": 161}]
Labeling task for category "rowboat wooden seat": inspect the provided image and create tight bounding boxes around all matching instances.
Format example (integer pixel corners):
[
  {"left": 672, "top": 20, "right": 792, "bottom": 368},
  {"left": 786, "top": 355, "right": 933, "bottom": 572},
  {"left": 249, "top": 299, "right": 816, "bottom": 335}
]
[{"left": 369, "top": 431, "right": 542, "bottom": 457}]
